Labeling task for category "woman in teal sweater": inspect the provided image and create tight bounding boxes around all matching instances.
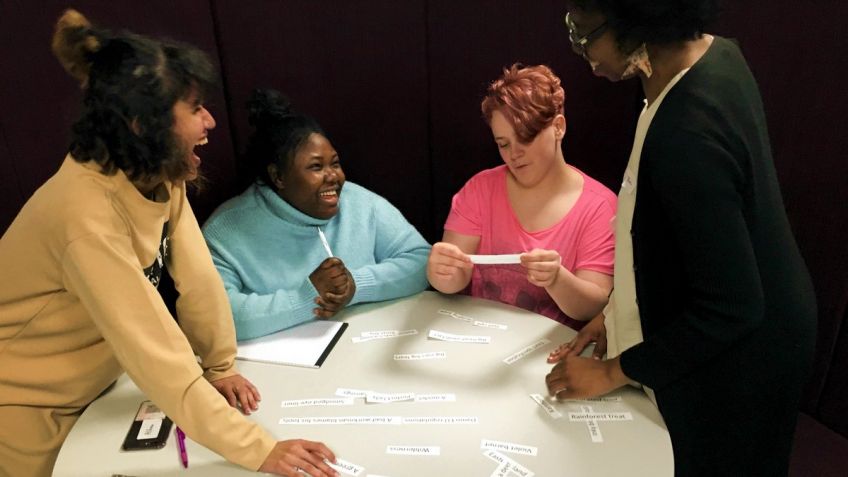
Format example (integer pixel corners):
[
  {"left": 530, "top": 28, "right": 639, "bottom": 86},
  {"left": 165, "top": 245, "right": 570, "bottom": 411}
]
[{"left": 203, "top": 89, "right": 430, "bottom": 340}]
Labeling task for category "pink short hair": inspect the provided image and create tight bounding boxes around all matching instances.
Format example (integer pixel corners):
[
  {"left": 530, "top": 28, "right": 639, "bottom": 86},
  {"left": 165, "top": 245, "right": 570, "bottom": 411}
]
[{"left": 481, "top": 64, "right": 565, "bottom": 143}]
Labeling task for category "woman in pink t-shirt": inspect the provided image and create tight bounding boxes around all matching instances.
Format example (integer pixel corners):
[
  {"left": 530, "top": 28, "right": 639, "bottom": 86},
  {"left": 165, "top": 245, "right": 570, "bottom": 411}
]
[{"left": 427, "top": 64, "right": 616, "bottom": 330}]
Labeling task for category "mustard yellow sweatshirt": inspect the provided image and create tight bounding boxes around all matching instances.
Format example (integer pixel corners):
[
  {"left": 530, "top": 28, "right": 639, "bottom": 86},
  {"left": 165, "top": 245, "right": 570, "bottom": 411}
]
[{"left": 0, "top": 156, "right": 275, "bottom": 476}]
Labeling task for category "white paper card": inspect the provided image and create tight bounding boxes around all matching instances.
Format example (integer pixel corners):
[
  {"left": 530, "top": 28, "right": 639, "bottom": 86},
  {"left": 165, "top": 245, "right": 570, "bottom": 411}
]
[
  {"left": 137, "top": 418, "right": 162, "bottom": 440},
  {"left": 474, "top": 320, "right": 508, "bottom": 330},
  {"left": 503, "top": 339, "right": 551, "bottom": 364},
  {"left": 428, "top": 329, "right": 491, "bottom": 344},
  {"left": 568, "top": 412, "right": 633, "bottom": 422},
  {"left": 280, "top": 416, "right": 402, "bottom": 425},
  {"left": 469, "top": 254, "right": 521, "bottom": 264},
  {"left": 581, "top": 405, "right": 604, "bottom": 443},
  {"left": 335, "top": 388, "right": 370, "bottom": 398},
  {"left": 281, "top": 398, "right": 354, "bottom": 408},
  {"left": 438, "top": 309, "right": 473, "bottom": 322},
  {"left": 361, "top": 329, "right": 418, "bottom": 339},
  {"left": 529, "top": 394, "right": 562, "bottom": 419},
  {"left": 326, "top": 458, "right": 364, "bottom": 476},
  {"left": 402, "top": 416, "right": 478, "bottom": 424},
  {"left": 366, "top": 391, "right": 415, "bottom": 404},
  {"left": 480, "top": 439, "right": 538, "bottom": 456},
  {"left": 386, "top": 445, "right": 440, "bottom": 456},
  {"left": 414, "top": 393, "right": 456, "bottom": 402},
  {"left": 393, "top": 352, "right": 447, "bottom": 361},
  {"left": 565, "top": 396, "right": 622, "bottom": 402},
  {"left": 482, "top": 450, "right": 535, "bottom": 477}
]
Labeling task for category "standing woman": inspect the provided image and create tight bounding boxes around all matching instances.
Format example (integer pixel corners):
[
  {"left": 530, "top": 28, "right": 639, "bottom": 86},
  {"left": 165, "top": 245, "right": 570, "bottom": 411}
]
[
  {"left": 545, "top": 1, "right": 816, "bottom": 475},
  {"left": 0, "top": 11, "right": 337, "bottom": 477}
]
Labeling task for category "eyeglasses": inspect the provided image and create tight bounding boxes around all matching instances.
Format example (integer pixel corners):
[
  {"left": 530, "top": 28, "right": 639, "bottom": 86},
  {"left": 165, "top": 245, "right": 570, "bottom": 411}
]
[{"left": 564, "top": 12, "right": 608, "bottom": 59}]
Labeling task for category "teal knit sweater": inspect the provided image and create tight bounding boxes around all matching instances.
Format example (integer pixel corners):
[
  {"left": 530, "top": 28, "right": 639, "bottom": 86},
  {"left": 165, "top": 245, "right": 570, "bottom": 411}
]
[{"left": 202, "top": 182, "right": 431, "bottom": 340}]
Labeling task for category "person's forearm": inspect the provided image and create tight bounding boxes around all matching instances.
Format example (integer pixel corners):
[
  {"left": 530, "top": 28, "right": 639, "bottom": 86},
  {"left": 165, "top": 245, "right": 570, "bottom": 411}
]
[{"left": 545, "top": 266, "right": 608, "bottom": 320}]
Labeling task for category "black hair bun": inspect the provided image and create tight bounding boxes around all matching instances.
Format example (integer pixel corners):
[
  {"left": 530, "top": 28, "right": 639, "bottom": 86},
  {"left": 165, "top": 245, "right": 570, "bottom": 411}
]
[{"left": 247, "top": 88, "right": 296, "bottom": 127}]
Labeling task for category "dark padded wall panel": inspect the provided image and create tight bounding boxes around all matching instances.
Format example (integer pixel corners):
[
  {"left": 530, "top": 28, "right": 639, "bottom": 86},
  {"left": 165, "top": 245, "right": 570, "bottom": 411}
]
[
  {"left": 211, "top": 0, "right": 432, "bottom": 237},
  {"left": 427, "top": 0, "right": 642, "bottom": 240},
  {"left": 715, "top": 1, "right": 848, "bottom": 428},
  {"left": 0, "top": 1, "right": 235, "bottom": 230}
]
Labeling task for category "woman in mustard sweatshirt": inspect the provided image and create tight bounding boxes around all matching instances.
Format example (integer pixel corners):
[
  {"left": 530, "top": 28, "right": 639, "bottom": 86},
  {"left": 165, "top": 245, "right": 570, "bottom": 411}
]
[{"left": 0, "top": 10, "right": 338, "bottom": 477}]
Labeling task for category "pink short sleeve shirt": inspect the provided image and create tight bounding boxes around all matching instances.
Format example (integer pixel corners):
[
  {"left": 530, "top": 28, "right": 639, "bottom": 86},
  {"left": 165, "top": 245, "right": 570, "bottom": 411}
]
[{"left": 444, "top": 165, "right": 616, "bottom": 330}]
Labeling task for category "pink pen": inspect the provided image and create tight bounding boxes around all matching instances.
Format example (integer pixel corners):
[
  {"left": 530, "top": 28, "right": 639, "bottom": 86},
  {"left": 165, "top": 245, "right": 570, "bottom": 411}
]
[{"left": 175, "top": 426, "right": 188, "bottom": 468}]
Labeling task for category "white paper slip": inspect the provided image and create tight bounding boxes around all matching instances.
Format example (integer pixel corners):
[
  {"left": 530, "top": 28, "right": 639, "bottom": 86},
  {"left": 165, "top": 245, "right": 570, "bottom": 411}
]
[
  {"left": 482, "top": 450, "right": 535, "bottom": 477},
  {"left": 568, "top": 412, "right": 633, "bottom": 422},
  {"left": 503, "top": 339, "right": 551, "bottom": 365},
  {"left": 581, "top": 405, "right": 604, "bottom": 443},
  {"left": 565, "top": 395, "right": 622, "bottom": 403},
  {"left": 365, "top": 391, "right": 415, "bottom": 404},
  {"left": 279, "top": 416, "right": 402, "bottom": 425},
  {"left": 137, "top": 419, "right": 162, "bottom": 440},
  {"left": 529, "top": 394, "right": 562, "bottom": 419},
  {"left": 335, "top": 388, "right": 370, "bottom": 398},
  {"left": 281, "top": 397, "right": 354, "bottom": 408},
  {"left": 402, "top": 416, "right": 478, "bottom": 424},
  {"left": 394, "top": 351, "right": 447, "bottom": 361},
  {"left": 480, "top": 439, "right": 538, "bottom": 456},
  {"left": 386, "top": 445, "right": 440, "bottom": 456},
  {"left": 438, "top": 309, "right": 473, "bottom": 322},
  {"left": 474, "top": 320, "right": 508, "bottom": 330},
  {"left": 414, "top": 393, "right": 456, "bottom": 402},
  {"left": 469, "top": 254, "right": 522, "bottom": 265},
  {"left": 326, "top": 458, "right": 364, "bottom": 476},
  {"left": 360, "top": 329, "right": 418, "bottom": 339},
  {"left": 428, "top": 329, "right": 491, "bottom": 344}
]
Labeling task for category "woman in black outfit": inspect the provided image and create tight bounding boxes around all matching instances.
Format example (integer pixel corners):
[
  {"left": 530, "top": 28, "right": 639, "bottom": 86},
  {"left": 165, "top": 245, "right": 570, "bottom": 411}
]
[{"left": 545, "top": 1, "right": 817, "bottom": 475}]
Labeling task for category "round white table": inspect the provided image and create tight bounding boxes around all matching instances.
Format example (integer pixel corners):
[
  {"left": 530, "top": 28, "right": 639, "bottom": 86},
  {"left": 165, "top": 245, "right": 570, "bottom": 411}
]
[{"left": 54, "top": 291, "right": 672, "bottom": 476}]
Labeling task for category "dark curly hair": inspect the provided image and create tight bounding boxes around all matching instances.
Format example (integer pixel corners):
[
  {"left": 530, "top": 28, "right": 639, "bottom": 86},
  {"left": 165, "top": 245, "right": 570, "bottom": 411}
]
[
  {"left": 52, "top": 9, "right": 216, "bottom": 183},
  {"left": 245, "top": 88, "right": 326, "bottom": 186},
  {"left": 568, "top": 0, "right": 719, "bottom": 52}
]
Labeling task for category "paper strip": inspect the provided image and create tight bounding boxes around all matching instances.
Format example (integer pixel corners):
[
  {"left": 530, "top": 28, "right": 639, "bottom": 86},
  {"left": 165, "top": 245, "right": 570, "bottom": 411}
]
[
  {"left": 335, "top": 388, "right": 370, "bottom": 398},
  {"left": 280, "top": 416, "right": 401, "bottom": 425},
  {"left": 386, "top": 445, "right": 440, "bottom": 456},
  {"left": 361, "top": 329, "right": 419, "bottom": 339},
  {"left": 469, "top": 254, "right": 521, "bottom": 265},
  {"left": 281, "top": 397, "right": 354, "bottom": 408},
  {"left": 529, "top": 394, "right": 562, "bottom": 419},
  {"left": 564, "top": 396, "right": 622, "bottom": 402},
  {"left": 480, "top": 439, "right": 538, "bottom": 456},
  {"left": 326, "top": 458, "right": 364, "bottom": 476},
  {"left": 428, "top": 329, "right": 491, "bottom": 344},
  {"left": 402, "top": 416, "right": 478, "bottom": 424},
  {"left": 567, "top": 412, "right": 633, "bottom": 422},
  {"left": 414, "top": 393, "right": 456, "bottom": 402},
  {"left": 393, "top": 352, "right": 447, "bottom": 361},
  {"left": 365, "top": 392, "right": 415, "bottom": 404},
  {"left": 438, "top": 309, "right": 473, "bottom": 322},
  {"left": 482, "top": 450, "right": 535, "bottom": 477},
  {"left": 473, "top": 320, "right": 508, "bottom": 330},
  {"left": 581, "top": 405, "right": 604, "bottom": 443},
  {"left": 503, "top": 339, "right": 552, "bottom": 365}
]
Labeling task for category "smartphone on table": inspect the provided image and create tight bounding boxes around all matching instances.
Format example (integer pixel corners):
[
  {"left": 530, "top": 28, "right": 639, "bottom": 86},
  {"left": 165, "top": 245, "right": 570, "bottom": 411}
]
[{"left": 121, "top": 400, "right": 173, "bottom": 451}]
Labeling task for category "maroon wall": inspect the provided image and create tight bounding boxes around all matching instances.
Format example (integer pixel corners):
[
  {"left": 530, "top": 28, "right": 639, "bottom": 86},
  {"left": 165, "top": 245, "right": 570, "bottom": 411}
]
[{"left": 1, "top": 1, "right": 847, "bottom": 455}]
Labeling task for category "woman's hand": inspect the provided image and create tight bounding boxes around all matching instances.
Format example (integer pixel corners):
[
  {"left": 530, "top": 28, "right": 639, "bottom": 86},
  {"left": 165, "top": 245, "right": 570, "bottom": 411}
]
[
  {"left": 259, "top": 440, "right": 339, "bottom": 477},
  {"left": 545, "top": 355, "right": 629, "bottom": 400},
  {"left": 209, "top": 374, "right": 261, "bottom": 415},
  {"left": 426, "top": 242, "right": 473, "bottom": 292},
  {"left": 548, "top": 313, "right": 607, "bottom": 363},
  {"left": 310, "top": 258, "right": 354, "bottom": 317},
  {"left": 520, "top": 249, "right": 562, "bottom": 288},
  {"left": 314, "top": 266, "right": 355, "bottom": 318}
]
